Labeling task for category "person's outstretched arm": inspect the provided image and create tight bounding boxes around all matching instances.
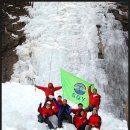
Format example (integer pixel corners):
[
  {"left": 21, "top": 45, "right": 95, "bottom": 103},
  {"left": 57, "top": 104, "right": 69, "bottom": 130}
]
[
  {"left": 54, "top": 86, "right": 62, "bottom": 91},
  {"left": 35, "top": 85, "right": 47, "bottom": 92},
  {"left": 71, "top": 108, "right": 78, "bottom": 114},
  {"left": 88, "top": 84, "right": 93, "bottom": 96}
]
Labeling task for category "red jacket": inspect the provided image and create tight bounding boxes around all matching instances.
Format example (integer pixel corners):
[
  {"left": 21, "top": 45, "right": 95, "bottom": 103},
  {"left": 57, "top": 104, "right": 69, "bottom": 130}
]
[
  {"left": 88, "top": 86, "right": 101, "bottom": 109},
  {"left": 38, "top": 106, "right": 54, "bottom": 117},
  {"left": 36, "top": 86, "right": 62, "bottom": 97},
  {"left": 88, "top": 114, "right": 101, "bottom": 129},
  {"left": 71, "top": 108, "right": 85, "bottom": 122},
  {"left": 52, "top": 100, "right": 63, "bottom": 113},
  {"left": 73, "top": 111, "right": 87, "bottom": 130},
  {"left": 71, "top": 108, "right": 83, "bottom": 115}
]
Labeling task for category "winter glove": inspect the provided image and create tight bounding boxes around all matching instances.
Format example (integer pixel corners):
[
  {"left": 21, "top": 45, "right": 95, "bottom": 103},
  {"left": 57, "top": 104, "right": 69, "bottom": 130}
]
[
  {"left": 99, "top": 121, "right": 102, "bottom": 126},
  {"left": 39, "top": 103, "right": 42, "bottom": 107},
  {"left": 34, "top": 84, "right": 37, "bottom": 87},
  {"left": 52, "top": 98, "right": 56, "bottom": 101},
  {"left": 90, "top": 84, "right": 93, "bottom": 87}
]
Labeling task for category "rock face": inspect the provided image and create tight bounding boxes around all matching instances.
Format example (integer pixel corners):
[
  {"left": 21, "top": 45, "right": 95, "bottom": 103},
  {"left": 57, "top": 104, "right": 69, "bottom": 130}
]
[
  {"left": 2, "top": 2, "right": 33, "bottom": 82},
  {"left": 105, "top": 2, "right": 128, "bottom": 123},
  {"left": 108, "top": 4, "right": 128, "bottom": 31},
  {"left": 108, "top": 2, "right": 128, "bottom": 47}
]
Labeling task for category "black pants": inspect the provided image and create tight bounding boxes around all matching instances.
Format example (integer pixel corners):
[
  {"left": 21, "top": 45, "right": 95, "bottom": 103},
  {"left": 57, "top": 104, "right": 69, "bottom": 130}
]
[
  {"left": 37, "top": 114, "right": 54, "bottom": 129},
  {"left": 38, "top": 114, "right": 44, "bottom": 123},
  {"left": 79, "top": 122, "right": 88, "bottom": 130},
  {"left": 58, "top": 114, "right": 72, "bottom": 128}
]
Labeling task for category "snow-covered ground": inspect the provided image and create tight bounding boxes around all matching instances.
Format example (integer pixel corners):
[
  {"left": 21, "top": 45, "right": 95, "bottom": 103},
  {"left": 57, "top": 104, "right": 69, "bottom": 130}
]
[
  {"left": 2, "top": 2, "right": 128, "bottom": 130},
  {"left": 2, "top": 82, "right": 128, "bottom": 130}
]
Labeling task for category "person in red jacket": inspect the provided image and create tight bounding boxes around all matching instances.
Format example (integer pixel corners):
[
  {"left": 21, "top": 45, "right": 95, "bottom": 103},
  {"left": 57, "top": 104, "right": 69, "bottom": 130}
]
[
  {"left": 85, "top": 107, "right": 102, "bottom": 130},
  {"left": 51, "top": 95, "right": 63, "bottom": 116},
  {"left": 71, "top": 103, "right": 85, "bottom": 123},
  {"left": 35, "top": 82, "right": 62, "bottom": 105},
  {"left": 71, "top": 103, "right": 88, "bottom": 130},
  {"left": 74, "top": 109, "right": 88, "bottom": 130},
  {"left": 86, "top": 84, "right": 101, "bottom": 112},
  {"left": 37, "top": 101, "right": 55, "bottom": 130}
]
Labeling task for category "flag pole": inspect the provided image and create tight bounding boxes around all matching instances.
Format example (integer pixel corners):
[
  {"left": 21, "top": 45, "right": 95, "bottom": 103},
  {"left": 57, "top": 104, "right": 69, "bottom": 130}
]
[{"left": 32, "top": 78, "right": 36, "bottom": 92}]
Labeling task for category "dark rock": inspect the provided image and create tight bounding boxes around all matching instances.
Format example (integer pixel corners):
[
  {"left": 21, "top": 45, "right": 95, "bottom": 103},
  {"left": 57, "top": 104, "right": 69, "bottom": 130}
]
[
  {"left": 13, "top": 30, "right": 24, "bottom": 36},
  {"left": 7, "top": 22, "right": 26, "bottom": 32},
  {"left": 2, "top": 49, "right": 18, "bottom": 82},
  {"left": 18, "top": 35, "right": 26, "bottom": 45},
  {"left": 108, "top": 4, "right": 128, "bottom": 31},
  {"left": 2, "top": 2, "right": 32, "bottom": 82},
  {"left": 2, "top": 33, "right": 19, "bottom": 52},
  {"left": 117, "top": 3, "right": 128, "bottom": 12},
  {"left": 124, "top": 99, "right": 128, "bottom": 125}
]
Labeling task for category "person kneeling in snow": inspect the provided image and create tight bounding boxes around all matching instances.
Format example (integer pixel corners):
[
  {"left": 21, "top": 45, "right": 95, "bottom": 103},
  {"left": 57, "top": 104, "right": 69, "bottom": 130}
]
[
  {"left": 37, "top": 101, "right": 55, "bottom": 130},
  {"left": 53, "top": 98, "right": 72, "bottom": 128},
  {"left": 86, "top": 84, "right": 101, "bottom": 112},
  {"left": 85, "top": 107, "right": 102, "bottom": 130},
  {"left": 35, "top": 82, "right": 62, "bottom": 105},
  {"left": 71, "top": 103, "right": 88, "bottom": 130}
]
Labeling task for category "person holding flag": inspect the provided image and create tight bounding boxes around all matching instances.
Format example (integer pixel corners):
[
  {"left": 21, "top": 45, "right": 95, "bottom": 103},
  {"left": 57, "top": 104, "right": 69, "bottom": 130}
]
[{"left": 86, "top": 84, "right": 101, "bottom": 112}]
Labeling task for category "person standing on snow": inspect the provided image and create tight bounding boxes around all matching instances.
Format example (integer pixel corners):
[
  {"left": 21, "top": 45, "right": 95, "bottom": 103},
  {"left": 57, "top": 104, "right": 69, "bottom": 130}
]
[
  {"left": 53, "top": 98, "right": 72, "bottom": 128},
  {"left": 37, "top": 101, "right": 56, "bottom": 130},
  {"left": 35, "top": 82, "right": 62, "bottom": 104},
  {"left": 86, "top": 84, "right": 101, "bottom": 112},
  {"left": 85, "top": 107, "right": 102, "bottom": 130}
]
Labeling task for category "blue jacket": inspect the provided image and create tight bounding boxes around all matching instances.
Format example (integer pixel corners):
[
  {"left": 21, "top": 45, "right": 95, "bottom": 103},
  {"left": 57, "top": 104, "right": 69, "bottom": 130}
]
[{"left": 54, "top": 100, "right": 71, "bottom": 118}]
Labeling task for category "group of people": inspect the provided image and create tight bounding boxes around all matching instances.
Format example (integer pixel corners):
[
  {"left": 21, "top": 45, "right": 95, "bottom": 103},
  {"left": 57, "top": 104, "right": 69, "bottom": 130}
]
[{"left": 35, "top": 83, "right": 102, "bottom": 130}]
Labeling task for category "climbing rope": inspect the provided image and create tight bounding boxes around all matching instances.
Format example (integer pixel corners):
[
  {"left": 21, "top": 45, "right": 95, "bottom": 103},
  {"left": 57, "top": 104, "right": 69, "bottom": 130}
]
[
  {"left": 49, "top": 49, "right": 53, "bottom": 82},
  {"left": 49, "top": 3, "right": 59, "bottom": 82}
]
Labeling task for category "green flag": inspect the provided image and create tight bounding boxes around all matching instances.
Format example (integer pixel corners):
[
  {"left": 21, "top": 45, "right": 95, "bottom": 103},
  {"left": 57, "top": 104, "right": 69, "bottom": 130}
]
[{"left": 60, "top": 69, "right": 95, "bottom": 108}]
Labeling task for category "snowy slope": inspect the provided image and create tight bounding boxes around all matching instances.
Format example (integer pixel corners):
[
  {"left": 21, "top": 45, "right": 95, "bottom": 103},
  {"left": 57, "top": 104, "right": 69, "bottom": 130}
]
[
  {"left": 2, "top": 2, "right": 128, "bottom": 130},
  {"left": 2, "top": 82, "right": 128, "bottom": 130}
]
